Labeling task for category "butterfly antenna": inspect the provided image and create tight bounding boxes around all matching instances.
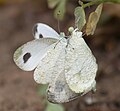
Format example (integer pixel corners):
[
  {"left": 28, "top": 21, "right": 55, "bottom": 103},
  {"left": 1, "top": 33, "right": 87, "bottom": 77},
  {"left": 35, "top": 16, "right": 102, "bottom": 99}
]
[{"left": 57, "top": 11, "right": 61, "bottom": 33}]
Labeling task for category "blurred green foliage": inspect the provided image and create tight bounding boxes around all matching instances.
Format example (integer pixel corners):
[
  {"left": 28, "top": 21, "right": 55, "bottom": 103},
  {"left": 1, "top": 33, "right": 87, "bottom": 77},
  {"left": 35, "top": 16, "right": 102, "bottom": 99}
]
[
  {"left": 48, "top": 0, "right": 67, "bottom": 20},
  {"left": 45, "top": 102, "right": 64, "bottom": 111},
  {"left": 47, "top": 0, "right": 120, "bottom": 33},
  {"left": 38, "top": 84, "right": 48, "bottom": 96},
  {"left": 38, "top": 85, "right": 65, "bottom": 111},
  {"left": 47, "top": 0, "right": 120, "bottom": 21}
]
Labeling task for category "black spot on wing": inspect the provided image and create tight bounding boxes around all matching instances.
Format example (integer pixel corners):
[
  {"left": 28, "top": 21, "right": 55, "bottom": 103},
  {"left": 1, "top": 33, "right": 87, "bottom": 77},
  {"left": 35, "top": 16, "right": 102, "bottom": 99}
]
[
  {"left": 23, "top": 53, "right": 31, "bottom": 63},
  {"left": 64, "top": 36, "right": 68, "bottom": 39},
  {"left": 33, "top": 24, "right": 38, "bottom": 36},
  {"left": 39, "top": 34, "right": 43, "bottom": 38}
]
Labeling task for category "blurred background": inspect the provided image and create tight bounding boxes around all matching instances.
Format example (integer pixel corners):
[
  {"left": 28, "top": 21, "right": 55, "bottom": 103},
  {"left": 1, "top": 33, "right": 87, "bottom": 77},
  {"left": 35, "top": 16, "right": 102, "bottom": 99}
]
[{"left": 0, "top": 0, "right": 120, "bottom": 111}]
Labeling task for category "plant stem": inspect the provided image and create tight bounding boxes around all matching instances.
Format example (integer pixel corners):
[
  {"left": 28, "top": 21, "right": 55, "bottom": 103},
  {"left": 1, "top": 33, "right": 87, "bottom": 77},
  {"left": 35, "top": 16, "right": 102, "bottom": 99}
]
[{"left": 83, "top": 0, "right": 120, "bottom": 8}]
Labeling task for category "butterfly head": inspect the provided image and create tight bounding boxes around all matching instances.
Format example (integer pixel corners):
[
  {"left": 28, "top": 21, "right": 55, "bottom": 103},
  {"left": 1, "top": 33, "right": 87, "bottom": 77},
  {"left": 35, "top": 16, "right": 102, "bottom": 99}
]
[{"left": 59, "top": 27, "right": 82, "bottom": 40}]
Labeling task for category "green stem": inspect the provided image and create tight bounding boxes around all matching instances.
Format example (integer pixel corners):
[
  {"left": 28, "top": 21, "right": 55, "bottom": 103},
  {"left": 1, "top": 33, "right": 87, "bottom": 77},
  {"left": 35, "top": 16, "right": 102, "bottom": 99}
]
[{"left": 83, "top": 0, "right": 120, "bottom": 8}]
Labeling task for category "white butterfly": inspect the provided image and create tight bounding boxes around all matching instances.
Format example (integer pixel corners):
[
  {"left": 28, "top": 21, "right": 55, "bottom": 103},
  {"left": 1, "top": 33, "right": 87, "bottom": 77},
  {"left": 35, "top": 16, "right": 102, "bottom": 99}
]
[{"left": 13, "top": 23, "right": 98, "bottom": 103}]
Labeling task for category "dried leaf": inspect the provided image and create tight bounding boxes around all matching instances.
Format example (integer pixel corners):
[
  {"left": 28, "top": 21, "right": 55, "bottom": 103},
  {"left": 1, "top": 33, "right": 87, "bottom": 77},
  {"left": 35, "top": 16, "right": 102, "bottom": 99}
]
[
  {"left": 86, "top": 3, "right": 103, "bottom": 35},
  {"left": 86, "top": 12, "right": 98, "bottom": 35},
  {"left": 95, "top": 3, "right": 103, "bottom": 20},
  {"left": 74, "top": 6, "right": 86, "bottom": 31}
]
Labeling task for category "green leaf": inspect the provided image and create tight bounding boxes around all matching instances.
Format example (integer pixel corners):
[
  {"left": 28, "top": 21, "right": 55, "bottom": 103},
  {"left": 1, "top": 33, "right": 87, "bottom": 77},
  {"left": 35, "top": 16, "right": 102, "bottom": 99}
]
[
  {"left": 74, "top": 6, "right": 86, "bottom": 31},
  {"left": 47, "top": 0, "right": 60, "bottom": 8},
  {"left": 45, "top": 102, "right": 65, "bottom": 111},
  {"left": 54, "top": 0, "right": 67, "bottom": 20},
  {"left": 47, "top": 0, "right": 67, "bottom": 20},
  {"left": 86, "top": 3, "right": 103, "bottom": 35},
  {"left": 38, "top": 85, "right": 48, "bottom": 96}
]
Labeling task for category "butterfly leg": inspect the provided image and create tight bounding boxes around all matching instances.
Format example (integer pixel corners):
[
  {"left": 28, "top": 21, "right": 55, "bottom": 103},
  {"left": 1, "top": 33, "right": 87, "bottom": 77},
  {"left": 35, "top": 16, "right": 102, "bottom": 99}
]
[
  {"left": 53, "top": 39, "right": 61, "bottom": 49},
  {"left": 66, "top": 38, "right": 74, "bottom": 50}
]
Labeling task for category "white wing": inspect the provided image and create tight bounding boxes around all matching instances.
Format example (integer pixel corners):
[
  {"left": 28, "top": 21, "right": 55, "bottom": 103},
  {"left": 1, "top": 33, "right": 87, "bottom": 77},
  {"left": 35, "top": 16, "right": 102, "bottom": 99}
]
[
  {"left": 34, "top": 40, "right": 67, "bottom": 84},
  {"left": 65, "top": 31, "right": 98, "bottom": 94},
  {"left": 33, "top": 40, "right": 80, "bottom": 103},
  {"left": 13, "top": 38, "right": 57, "bottom": 71},
  {"left": 47, "top": 71, "right": 80, "bottom": 103},
  {"left": 32, "top": 23, "right": 60, "bottom": 40}
]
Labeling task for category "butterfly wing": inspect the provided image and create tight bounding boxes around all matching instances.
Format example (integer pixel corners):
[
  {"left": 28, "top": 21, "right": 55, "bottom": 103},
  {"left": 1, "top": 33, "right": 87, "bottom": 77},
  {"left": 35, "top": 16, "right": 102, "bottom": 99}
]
[
  {"left": 34, "top": 40, "right": 67, "bottom": 84},
  {"left": 65, "top": 31, "right": 98, "bottom": 94},
  {"left": 47, "top": 71, "right": 80, "bottom": 103},
  {"left": 33, "top": 40, "right": 80, "bottom": 103},
  {"left": 33, "top": 23, "right": 60, "bottom": 40},
  {"left": 13, "top": 38, "right": 57, "bottom": 71}
]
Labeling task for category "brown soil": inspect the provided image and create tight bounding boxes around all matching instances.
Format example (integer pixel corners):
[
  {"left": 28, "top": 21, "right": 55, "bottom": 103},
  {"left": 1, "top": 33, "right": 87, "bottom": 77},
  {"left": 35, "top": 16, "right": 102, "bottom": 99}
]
[{"left": 0, "top": 1, "right": 120, "bottom": 111}]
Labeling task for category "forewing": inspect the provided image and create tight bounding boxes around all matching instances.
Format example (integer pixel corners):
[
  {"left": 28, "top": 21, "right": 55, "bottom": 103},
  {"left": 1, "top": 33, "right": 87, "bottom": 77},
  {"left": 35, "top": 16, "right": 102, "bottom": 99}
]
[
  {"left": 34, "top": 41, "right": 66, "bottom": 84},
  {"left": 65, "top": 32, "right": 98, "bottom": 94},
  {"left": 13, "top": 38, "right": 57, "bottom": 71},
  {"left": 47, "top": 70, "right": 80, "bottom": 103},
  {"left": 33, "top": 23, "right": 60, "bottom": 39}
]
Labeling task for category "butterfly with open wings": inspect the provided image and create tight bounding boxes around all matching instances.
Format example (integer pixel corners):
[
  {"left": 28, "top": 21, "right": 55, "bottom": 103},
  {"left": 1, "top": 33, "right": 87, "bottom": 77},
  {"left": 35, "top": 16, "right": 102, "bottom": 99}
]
[{"left": 13, "top": 23, "right": 98, "bottom": 103}]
